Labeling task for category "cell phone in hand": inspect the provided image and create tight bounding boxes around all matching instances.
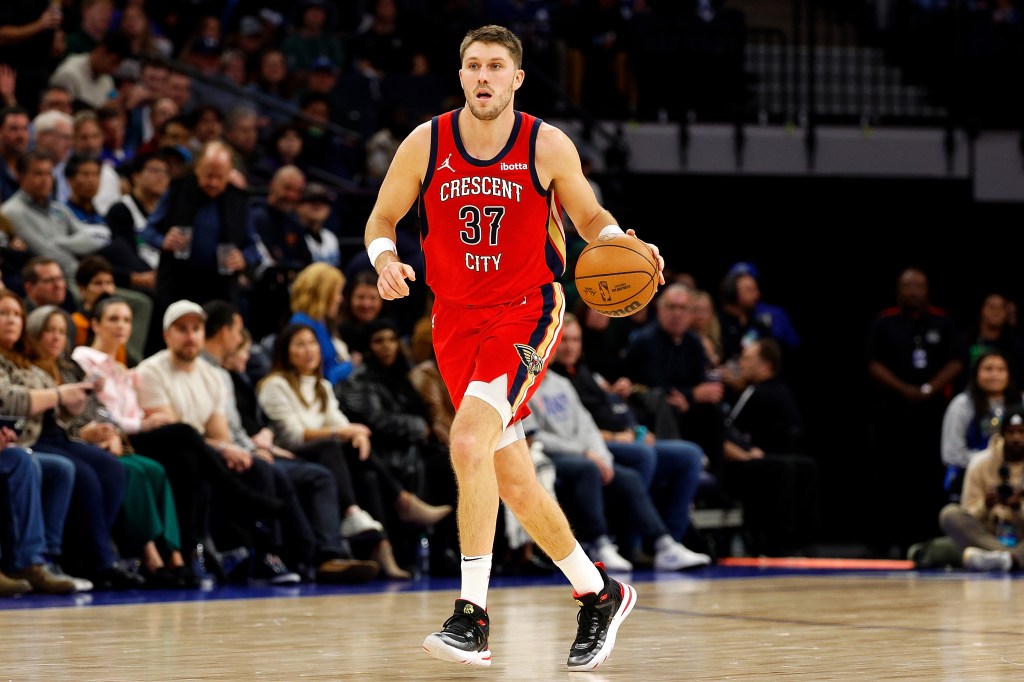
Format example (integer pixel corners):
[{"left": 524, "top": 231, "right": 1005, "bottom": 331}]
[{"left": 0, "top": 416, "right": 26, "bottom": 435}]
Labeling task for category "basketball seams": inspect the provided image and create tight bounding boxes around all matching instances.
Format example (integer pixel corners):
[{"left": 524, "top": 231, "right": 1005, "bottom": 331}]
[{"left": 575, "top": 233, "right": 658, "bottom": 317}]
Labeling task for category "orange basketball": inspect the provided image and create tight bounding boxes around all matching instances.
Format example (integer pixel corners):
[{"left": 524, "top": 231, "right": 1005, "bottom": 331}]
[{"left": 574, "top": 233, "right": 658, "bottom": 318}]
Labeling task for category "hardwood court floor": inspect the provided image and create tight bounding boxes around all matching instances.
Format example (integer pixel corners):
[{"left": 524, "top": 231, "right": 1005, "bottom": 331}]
[{"left": 1, "top": 570, "right": 1022, "bottom": 680}]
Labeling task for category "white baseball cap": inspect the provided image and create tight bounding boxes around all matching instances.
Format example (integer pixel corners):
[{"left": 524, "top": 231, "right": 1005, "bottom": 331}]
[{"left": 162, "top": 300, "right": 207, "bottom": 331}]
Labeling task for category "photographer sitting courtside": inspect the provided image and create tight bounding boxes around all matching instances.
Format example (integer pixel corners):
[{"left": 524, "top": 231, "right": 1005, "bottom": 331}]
[{"left": 940, "top": 406, "right": 1024, "bottom": 572}]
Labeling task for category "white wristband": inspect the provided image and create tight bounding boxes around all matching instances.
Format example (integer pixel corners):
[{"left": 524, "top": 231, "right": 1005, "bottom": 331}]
[
  {"left": 599, "top": 225, "right": 625, "bottom": 238},
  {"left": 367, "top": 237, "right": 397, "bottom": 269}
]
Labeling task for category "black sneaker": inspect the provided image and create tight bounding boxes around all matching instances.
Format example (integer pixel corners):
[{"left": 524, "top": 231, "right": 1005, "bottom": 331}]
[
  {"left": 567, "top": 562, "right": 637, "bottom": 671},
  {"left": 422, "top": 599, "right": 491, "bottom": 667}
]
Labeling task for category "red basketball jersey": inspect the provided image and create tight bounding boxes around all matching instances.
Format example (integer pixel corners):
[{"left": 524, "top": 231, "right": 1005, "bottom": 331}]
[{"left": 419, "top": 109, "right": 566, "bottom": 307}]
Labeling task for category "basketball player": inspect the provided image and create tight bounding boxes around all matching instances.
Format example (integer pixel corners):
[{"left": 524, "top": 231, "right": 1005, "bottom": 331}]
[{"left": 364, "top": 25, "right": 665, "bottom": 671}]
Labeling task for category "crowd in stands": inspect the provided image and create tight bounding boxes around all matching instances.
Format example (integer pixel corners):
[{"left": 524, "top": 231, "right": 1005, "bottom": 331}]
[{"left": 0, "top": 2, "right": 1023, "bottom": 598}]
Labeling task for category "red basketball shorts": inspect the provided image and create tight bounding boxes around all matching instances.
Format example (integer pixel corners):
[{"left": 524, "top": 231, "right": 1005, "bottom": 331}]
[{"left": 432, "top": 282, "right": 565, "bottom": 446}]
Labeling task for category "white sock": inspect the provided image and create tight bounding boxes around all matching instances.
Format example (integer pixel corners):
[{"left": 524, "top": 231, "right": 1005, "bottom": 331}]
[
  {"left": 554, "top": 542, "right": 604, "bottom": 596},
  {"left": 460, "top": 553, "right": 493, "bottom": 609}
]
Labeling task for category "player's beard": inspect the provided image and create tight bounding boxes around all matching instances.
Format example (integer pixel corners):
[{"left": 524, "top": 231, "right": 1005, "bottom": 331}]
[{"left": 466, "top": 83, "right": 514, "bottom": 121}]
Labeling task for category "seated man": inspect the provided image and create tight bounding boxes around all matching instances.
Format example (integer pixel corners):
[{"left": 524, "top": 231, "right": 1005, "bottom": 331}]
[
  {"left": 135, "top": 300, "right": 292, "bottom": 583},
  {"left": 940, "top": 407, "right": 1024, "bottom": 573},
  {"left": 1, "top": 151, "right": 108, "bottom": 283},
  {"left": 527, "top": 369, "right": 711, "bottom": 572},
  {"left": 721, "top": 339, "right": 820, "bottom": 556}
]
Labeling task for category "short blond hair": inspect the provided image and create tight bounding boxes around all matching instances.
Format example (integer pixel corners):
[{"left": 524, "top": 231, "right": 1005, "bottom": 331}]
[
  {"left": 290, "top": 262, "right": 345, "bottom": 321},
  {"left": 460, "top": 25, "right": 523, "bottom": 70}
]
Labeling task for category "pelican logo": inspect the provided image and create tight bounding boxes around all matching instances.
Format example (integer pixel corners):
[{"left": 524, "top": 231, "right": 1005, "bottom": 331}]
[
  {"left": 437, "top": 153, "right": 456, "bottom": 173},
  {"left": 599, "top": 280, "right": 611, "bottom": 302},
  {"left": 463, "top": 603, "right": 475, "bottom": 615},
  {"left": 514, "top": 344, "right": 544, "bottom": 376}
]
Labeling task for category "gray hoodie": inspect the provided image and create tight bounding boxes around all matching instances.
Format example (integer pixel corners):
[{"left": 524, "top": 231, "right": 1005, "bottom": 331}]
[{"left": 525, "top": 371, "right": 613, "bottom": 468}]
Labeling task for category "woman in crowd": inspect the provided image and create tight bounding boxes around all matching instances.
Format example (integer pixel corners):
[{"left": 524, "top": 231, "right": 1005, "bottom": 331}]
[
  {"left": 258, "top": 323, "right": 452, "bottom": 577},
  {"left": 289, "top": 262, "right": 355, "bottom": 385},
  {"left": 26, "top": 305, "right": 190, "bottom": 588},
  {"left": 941, "top": 350, "right": 1023, "bottom": 501},
  {"left": 0, "top": 291, "right": 137, "bottom": 590}
]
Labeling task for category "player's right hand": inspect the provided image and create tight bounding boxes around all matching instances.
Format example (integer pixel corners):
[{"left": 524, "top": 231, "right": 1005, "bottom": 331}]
[{"left": 377, "top": 261, "right": 416, "bottom": 300}]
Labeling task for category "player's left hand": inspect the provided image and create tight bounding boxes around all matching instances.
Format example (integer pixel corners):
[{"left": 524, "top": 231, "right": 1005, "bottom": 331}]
[{"left": 626, "top": 229, "right": 665, "bottom": 285}]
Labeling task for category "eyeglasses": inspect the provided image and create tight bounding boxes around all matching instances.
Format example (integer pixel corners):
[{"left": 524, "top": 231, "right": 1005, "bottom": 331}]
[
  {"left": 37, "top": 276, "right": 65, "bottom": 285},
  {"left": 661, "top": 303, "right": 690, "bottom": 312}
]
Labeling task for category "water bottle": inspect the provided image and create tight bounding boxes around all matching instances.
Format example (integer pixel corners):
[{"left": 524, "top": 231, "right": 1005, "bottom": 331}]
[{"left": 416, "top": 533, "right": 431, "bottom": 579}]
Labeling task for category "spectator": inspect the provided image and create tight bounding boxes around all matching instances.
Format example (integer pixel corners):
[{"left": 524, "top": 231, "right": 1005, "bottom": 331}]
[
  {"left": 297, "top": 182, "right": 340, "bottom": 268},
  {"left": 142, "top": 140, "right": 260, "bottom": 312},
  {"left": 337, "top": 318, "right": 457, "bottom": 559},
  {"left": 20, "top": 257, "right": 70, "bottom": 313},
  {"left": 0, "top": 106, "right": 30, "bottom": 202},
  {"left": 620, "top": 283, "right": 726, "bottom": 471},
  {"left": 124, "top": 59, "right": 169, "bottom": 151},
  {"left": 163, "top": 71, "right": 192, "bottom": 114},
  {"left": 0, "top": 430, "right": 80, "bottom": 595},
  {"left": 102, "top": 151, "right": 166, "bottom": 290},
  {"left": 69, "top": 254, "right": 152, "bottom": 363},
  {"left": 223, "top": 105, "right": 270, "bottom": 186},
  {"left": 49, "top": 32, "right": 132, "bottom": 110},
  {"left": 690, "top": 289, "right": 724, "bottom": 369},
  {"left": 114, "top": 3, "right": 173, "bottom": 60},
  {"left": 718, "top": 262, "right": 799, "bottom": 373},
  {"left": 551, "top": 313, "right": 710, "bottom": 564},
  {"left": 63, "top": 153, "right": 106, "bottom": 225},
  {"left": 250, "top": 165, "right": 312, "bottom": 269},
  {"left": 25, "top": 304, "right": 191, "bottom": 588},
  {"left": 134, "top": 299, "right": 293, "bottom": 583},
  {"left": 219, "top": 324, "right": 381, "bottom": 583},
  {"left": 71, "top": 296, "right": 286, "bottom": 580},
  {"left": 32, "top": 109, "right": 74, "bottom": 203},
  {"left": 338, "top": 269, "right": 387, "bottom": 353},
  {"left": 258, "top": 123, "right": 305, "bottom": 178},
  {"left": 293, "top": 56, "right": 345, "bottom": 126},
  {"left": 70, "top": 111, "right": 122, "bottom": 214},
  {"left": 96, "top": 105, "right": 130, "bottom": 168},
  {"left": 941, "top": 350, "right": 1021, "bottom": 501},
  {"left": 350, "top": 0, "right": 419, "bottom": 78},
  {"left": 527, "top": 367, "right": 708, "bottom": 572},
  {"left": 0, "top": 290, "right": 139, "bottom": 589},
  {"left": 720, "top": 338, "right": 820, "bottom": 556},
  {"left": 65, "top": 0, "right": 114, "bottom": 56},
  {"left": 188, "top": 105, "right": 224, "bottom": 152},
  {"left": 257, "top": 323, "right": 452, "bottom": 576},
  {"left": 866, "top": 267, "right": 963, "bottom": 553},
  {"left": 200, "top": 300, "right": 377, "bottom": 583},
  {"left": 245, "top": 50, "right": 293, "bottom": 133},
  {"left": 961, "top": 293, "right": 1024, "bottom": 388},
  {"left": 1, "top": 151, "right": 109, "bottom": 282},
  {"left": 282, "top": 0, "right": 346, "bottom": 73},
  {"left": 939, "top": 407, "right": 1024, "bottom": 572},
  {"left": 288, "top": 262, "right": 354, "bottom": 385},
  {"left": 37, "top": 85, "right": 74, "bottom": 116}
]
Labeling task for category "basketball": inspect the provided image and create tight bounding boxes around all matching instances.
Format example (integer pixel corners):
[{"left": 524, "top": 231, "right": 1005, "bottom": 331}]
[{"left": 574, "top": 233, "right": 658, "bottom": 318}]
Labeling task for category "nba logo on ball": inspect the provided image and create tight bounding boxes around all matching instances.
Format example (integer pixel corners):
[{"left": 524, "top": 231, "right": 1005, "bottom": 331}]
[{"left": 575, "top": 234, "right": 658, "bottom": 318}]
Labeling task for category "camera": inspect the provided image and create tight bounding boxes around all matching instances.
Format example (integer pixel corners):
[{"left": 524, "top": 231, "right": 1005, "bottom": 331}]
[{"left": 997, "top": 464, "right": 1014, "bottom": 503}]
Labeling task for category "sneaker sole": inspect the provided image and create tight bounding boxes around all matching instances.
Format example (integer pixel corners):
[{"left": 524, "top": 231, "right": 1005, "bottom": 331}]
[
  {"left": 422, "top": 634, "right": 492, "bottom": 667},
  {"left": 568, "top": 582, "right": 637, "bottom": 672}
]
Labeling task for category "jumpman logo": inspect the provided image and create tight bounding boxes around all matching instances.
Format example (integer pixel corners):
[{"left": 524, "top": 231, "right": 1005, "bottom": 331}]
[{"left": 437, "top": 153, "right": 456, "bottom": 173}]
